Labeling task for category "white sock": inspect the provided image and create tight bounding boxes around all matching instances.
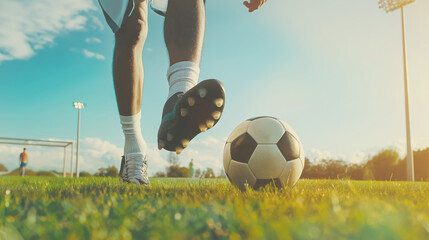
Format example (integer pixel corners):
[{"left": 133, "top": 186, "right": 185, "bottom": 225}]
[
  {"left": 120, "top": 112, "right": 147, "bottom": 156},
  {"left": 167, "top": 61, "right": 199, "bottom": 99}
]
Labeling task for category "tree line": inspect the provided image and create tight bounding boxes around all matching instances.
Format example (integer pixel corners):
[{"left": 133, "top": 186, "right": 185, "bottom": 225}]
[{"left": 302, "top": 147, "right": 429, "bottom": 181}]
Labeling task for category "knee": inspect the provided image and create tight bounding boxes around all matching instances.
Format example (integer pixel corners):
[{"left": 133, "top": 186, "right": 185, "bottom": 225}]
[{"left": 115, "top": 13, "right": 148, "bottom": 47}]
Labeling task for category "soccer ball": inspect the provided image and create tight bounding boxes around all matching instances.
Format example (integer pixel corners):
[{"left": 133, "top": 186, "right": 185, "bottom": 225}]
[{"left": 223, "top": 116, "right": 305, "bottom": 190}]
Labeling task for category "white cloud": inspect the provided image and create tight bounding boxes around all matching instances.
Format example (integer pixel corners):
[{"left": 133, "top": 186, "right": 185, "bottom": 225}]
[
  {"left": 90, "top": 16, "right": 105, "bottom": 31},
  {"left": 83, "top": 49, "right": 105, "bottom": 60},
  {"left": 0, "top": 0, "right": 97, "bottom": 63},
  {"left": 85, "top": 37, "right": 102, "bottom": 44}
]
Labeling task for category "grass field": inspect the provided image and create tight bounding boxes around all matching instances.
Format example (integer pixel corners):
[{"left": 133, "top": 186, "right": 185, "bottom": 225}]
[{"left": 1, "top": 177, "right": 429, "bottom": 240}]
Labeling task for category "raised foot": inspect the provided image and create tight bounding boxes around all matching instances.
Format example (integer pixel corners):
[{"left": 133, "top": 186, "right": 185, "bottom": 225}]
[{"left": 157, "top": 79, "right": 226, "bottom": 153}]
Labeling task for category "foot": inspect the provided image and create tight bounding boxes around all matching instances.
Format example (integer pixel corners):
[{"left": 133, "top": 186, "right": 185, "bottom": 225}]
[
  {"left": 118, "top": 153, "right": 150, "bottom": 185},
  {"left": 158, "top": 79, "right": 226, "bottom": 153}
]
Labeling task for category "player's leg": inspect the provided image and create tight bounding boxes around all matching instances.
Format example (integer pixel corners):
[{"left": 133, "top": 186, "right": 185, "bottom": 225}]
[
  {"left": 158, "top": 0, "right": 226, "bottom": 153},
  {"left": 103, "top": 0, "right": 149, "bottom": 185},
  {"left": 164, "top": 0, "right": 205, "bottom": 66}
]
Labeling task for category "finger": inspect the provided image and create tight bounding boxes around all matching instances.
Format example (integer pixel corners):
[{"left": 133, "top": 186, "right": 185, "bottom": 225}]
[{"left": 243, "top": 1, "right": 250, "bottom": 8}]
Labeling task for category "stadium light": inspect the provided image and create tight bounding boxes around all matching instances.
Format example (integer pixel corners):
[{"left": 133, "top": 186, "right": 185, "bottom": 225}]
[
  {"left": 379, "top": 0, "right": 416, "bottom": 181},
  {"left": 73, "top": 102, "right": 85, "bottom": 178}
]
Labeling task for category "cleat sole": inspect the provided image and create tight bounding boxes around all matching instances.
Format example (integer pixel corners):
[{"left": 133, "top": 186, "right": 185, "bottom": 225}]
[
  {"left": 167, "top": 133, "right": 174, "bottom": 141},
  {"left": 158, "top": 79, "right": 226, "bottom": 152}
]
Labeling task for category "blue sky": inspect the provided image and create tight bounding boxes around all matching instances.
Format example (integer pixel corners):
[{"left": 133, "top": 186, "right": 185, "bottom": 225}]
[{"left": 0, "top": 0, "right": 428, "bottom": 175}]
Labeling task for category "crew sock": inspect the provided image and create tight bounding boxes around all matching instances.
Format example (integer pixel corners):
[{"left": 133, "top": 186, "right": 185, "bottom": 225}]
[
  {"left": 120, "top": 112, "right": 147, "bottom": 156},
  {"left": 167, "top": 61, "right": 199, "bottom": 99}
]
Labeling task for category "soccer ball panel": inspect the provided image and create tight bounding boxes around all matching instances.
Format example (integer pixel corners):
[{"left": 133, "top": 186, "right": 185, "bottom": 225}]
[
  {"left": 277, "top": 132, "right": 300, "bottom": 161},
  {"left": 279, "top": 159, "right": 303, "bottom": 187},
  {"left": 230, "top": 133, "right": 257, "bottom": 164},
  {"left": 248, "top": 145, "right": 286, "bottom": 179},
  {"left": 227, "top": 120, "right": 251, "bottom": 143},
  {"left": 223, "top": 143, "right": 232, "bottom": 174},
  {"left": 248, "top": 118, "right": 285, "bottom": 144},
  {"left": 228, "top": 160, "right": 257, "bottom": 191}
]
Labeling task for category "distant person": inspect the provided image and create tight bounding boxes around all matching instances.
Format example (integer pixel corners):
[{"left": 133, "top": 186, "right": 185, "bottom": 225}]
[
  {"left": 19, "top": 148, "right": 28, "bottom": 177},
  {"left": 189, "top": 159, "right": 195, "bottom": 178},
  {"left": 97, "top": 0, "right": 268, "bottom": 185}
]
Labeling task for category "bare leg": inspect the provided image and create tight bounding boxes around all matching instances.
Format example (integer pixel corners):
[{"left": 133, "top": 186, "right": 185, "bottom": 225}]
[
  {"left": 111, "top": 0, "right": 150, "bottom": 185},
  {"left": 164, "top": 0, "right": 206, "bottom": 66},
  {"left": 113, "top": 0, "right": 148, "bottom": 116}
]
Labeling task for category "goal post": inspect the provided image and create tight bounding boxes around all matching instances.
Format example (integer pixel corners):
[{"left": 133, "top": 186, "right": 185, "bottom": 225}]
[{"left": 0, "top": 137, "right": 74, "bottom": 177}]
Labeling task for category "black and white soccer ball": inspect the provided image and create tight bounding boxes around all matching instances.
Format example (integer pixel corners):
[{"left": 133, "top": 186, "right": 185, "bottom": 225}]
[{"left": 223, "top": 116, "right": 305, "bottom": 190}]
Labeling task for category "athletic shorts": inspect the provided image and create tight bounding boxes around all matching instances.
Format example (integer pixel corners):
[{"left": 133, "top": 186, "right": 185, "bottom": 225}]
[{"left": 20, "top": 162, "right": 27, "bottom": 168}]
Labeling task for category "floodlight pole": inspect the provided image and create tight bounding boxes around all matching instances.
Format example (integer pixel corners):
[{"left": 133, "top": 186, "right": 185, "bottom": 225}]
[
  {"left": 379, "top": 0, "right": 415, "bottom": 181},
  {"left": 400, "top": 6, "right": 414, "bottom": 182},
  {"left": 73, "top": 102, "right": 85, "bottom": 178}
]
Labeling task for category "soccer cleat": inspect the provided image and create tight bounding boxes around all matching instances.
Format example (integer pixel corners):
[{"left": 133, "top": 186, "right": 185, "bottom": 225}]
[
  {"left": 158, "top": 79, "right": 226, "bottom": 152},
  {"left": 119, "top": 153, "right": 150, "bottom": 185},
  {"left": 98, "top": 0, "right": 135, "bottom": 33}
]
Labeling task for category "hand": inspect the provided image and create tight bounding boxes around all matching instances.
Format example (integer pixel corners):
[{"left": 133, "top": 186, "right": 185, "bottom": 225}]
[{"left": 243, "top": 0, "right": 267, "bottom": 13}]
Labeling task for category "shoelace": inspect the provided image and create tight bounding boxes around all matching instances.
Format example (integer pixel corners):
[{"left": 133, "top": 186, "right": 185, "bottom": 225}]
[{"left": 125, "top": 153, "right": 148, "bottom": 182}]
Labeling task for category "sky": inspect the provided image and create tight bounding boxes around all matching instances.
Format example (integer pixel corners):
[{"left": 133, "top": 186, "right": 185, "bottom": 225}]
[{"left": 0, "top": 0, "right": 428, "bottom": 175}]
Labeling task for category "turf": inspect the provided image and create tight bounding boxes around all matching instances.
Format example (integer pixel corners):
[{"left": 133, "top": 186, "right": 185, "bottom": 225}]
[{"left": 1, "top": 177, "right": 429, "bottom": 239}]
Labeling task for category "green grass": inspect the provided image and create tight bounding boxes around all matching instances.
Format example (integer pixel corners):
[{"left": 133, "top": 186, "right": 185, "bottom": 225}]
[{"left": 1, "top": 177, "right": 429, "bottom": 240}]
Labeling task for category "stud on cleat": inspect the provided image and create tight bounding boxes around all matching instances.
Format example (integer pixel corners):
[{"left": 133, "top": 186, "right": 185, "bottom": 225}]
[
  {"left": 206, "top": 120, "right": 215, "bottom": 128},
  {"left": 214, "top": 98, "right": 224, "bottom": 107},
  {"left": 212, "top": 111, "right": 221, "bottom": 120},
  {"left": 188, "top": 97, "right": 196, "bottom": 107},
  {"left": 176, "top": 147, "right": 183, "bottom": 155},
  {"left": 167, "top": 133, "right": 174, "bottom": 141},
  {"left": 199, "top": 124, "right": 208, "bottom": 132},
  {"left": 181, "top": 108, "right": 189, "bottom": 117},
  {"left": 181, "top": 139, "right": 190, "bottom": 148},
  {"left": 199, "top": 88, "right": 207, "bottom": 98},
  {"left": 158, "top": 140, "right": 166, "bottom": 150}
]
